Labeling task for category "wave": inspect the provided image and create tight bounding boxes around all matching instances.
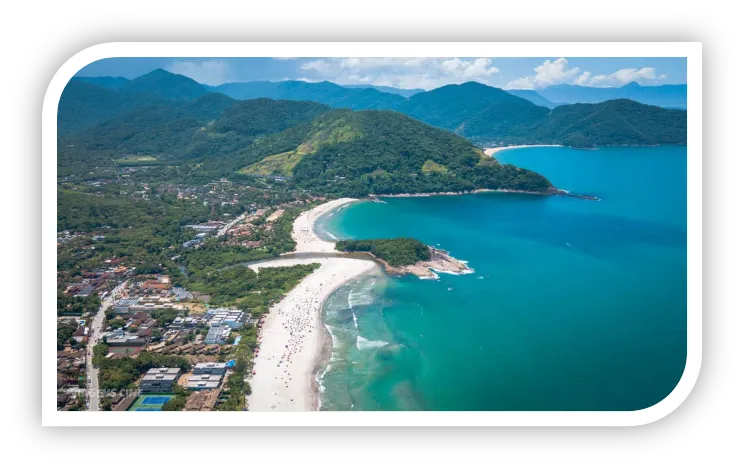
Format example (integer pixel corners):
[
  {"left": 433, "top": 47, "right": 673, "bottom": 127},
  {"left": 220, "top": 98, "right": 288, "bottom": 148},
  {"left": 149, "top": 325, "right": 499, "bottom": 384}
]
[
  {"left": 430, "top": 268, "right": 474, "bottom": 276},
  {"left": 315, "top": 364, "right": 329, "bottom": 408},
  {"left": 357, "top": 335, "right": 388, "bottom": 350},
  {"left": 325, "top": 324, "right": 339, "bottom": 349},
  {"left": 352, "top": 312, "right": 358, "bottom": 329},
  {"left": 347, "top": 284, "right": 377, "bottom": 308}
]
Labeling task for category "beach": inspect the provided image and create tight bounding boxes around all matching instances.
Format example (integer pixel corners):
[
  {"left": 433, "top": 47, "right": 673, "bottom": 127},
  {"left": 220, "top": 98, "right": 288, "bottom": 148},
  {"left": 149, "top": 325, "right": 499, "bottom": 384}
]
[
  {"left": 246, "top": 199, "right": 376, "bottom": 411},
  {"left": 291, "top": 197, "right": 359, "bottom": 252},
  {"left": 484, "top": 145, "right": 562, "bottom": 157}
]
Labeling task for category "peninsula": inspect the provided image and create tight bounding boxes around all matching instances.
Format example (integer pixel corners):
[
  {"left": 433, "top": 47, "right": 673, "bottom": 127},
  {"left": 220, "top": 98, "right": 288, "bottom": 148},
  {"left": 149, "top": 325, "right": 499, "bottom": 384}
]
[{"left": 336, "top": 238, "right": 473, "bottom": 279}]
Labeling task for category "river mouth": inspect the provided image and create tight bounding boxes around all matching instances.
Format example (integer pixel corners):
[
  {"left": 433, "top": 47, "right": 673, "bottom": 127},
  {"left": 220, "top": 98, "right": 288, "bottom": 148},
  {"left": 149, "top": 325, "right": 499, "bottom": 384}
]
[{"left": 241, "top": 251, "right": 389, "bottom": 269}]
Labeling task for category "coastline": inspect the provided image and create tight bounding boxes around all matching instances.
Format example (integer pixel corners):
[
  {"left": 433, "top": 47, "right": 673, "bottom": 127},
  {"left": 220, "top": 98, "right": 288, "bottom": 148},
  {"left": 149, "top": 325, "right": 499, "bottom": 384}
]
[
  {"left": 370, "top": 188, "right": 557, "bottom": 198},
  {"left": 291, "top": 197, "right": 359, "bottom": 253},
  {"left": 246, "top": 198, "right": 377, "bottom": 411},
  {"left": 483, "top": 144, "right": 563, "bottom": 158}
]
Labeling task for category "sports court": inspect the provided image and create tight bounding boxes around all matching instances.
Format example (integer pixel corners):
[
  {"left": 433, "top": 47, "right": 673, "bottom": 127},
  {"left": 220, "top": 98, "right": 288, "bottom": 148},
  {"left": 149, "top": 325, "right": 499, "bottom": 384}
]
[{"left": 128, "top": 394, "right": 173, "bottom": 411}]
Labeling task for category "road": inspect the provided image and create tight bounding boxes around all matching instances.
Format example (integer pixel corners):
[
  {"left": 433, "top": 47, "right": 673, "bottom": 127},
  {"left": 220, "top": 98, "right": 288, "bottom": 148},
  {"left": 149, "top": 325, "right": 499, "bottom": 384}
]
[
  {"left": 216, "top": 212, "right": 247, "bottom": 237},
  {"left": 86, "top": 281, "right": 126, "bottom": 411}
]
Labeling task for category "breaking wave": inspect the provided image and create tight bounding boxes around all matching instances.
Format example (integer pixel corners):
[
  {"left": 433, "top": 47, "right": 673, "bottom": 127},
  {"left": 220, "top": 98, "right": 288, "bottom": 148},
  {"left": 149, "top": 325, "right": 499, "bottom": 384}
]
[{"left": 356, "top": 335, "right": 388, "bottom": 350}]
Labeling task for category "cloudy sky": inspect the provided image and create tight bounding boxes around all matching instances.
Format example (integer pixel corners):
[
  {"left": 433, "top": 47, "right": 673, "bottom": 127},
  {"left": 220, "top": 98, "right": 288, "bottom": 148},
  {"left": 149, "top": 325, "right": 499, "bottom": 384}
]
[{"left": 76, "top": 57, "right": 686, "bottom": 90}]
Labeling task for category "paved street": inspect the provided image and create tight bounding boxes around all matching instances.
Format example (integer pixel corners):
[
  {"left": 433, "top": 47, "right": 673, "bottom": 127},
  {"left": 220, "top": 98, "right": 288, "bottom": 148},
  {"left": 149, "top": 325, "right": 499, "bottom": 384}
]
[{"left": 86, "top": 281, "right": 126, "bottom": 411}]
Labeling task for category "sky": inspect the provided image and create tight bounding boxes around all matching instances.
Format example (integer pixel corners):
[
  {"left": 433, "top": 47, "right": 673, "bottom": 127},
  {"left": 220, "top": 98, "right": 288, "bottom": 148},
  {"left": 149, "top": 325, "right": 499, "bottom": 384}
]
[{"left": 76, "top": 57, "right": 687, "bottom": 90}]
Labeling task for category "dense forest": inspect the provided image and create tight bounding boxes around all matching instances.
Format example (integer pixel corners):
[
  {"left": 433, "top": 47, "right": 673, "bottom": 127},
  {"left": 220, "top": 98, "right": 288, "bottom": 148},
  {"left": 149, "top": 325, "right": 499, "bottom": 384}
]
[
  {"left": 60, "top": 79, "right": 556, "bottom": 196},
  {"left": 336, "top": 238, "right": 431, "bottom": 266},
  {"left": 59, "top": 69, "right": 686, "bottom": 161},
  {"left": 187, "top": 263, "right": 320, "bottom": 314}
]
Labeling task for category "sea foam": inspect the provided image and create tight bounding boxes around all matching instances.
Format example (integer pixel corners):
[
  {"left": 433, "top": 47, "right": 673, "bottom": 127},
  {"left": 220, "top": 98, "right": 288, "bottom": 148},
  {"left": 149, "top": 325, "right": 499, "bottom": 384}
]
[{"left": 357, "top": 335, "right": 388, "bottom": 350}]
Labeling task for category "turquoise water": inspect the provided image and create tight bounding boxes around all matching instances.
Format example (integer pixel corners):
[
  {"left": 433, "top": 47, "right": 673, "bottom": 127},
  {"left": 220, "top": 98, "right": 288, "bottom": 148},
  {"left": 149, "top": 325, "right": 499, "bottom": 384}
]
[{"left": 316, "top": 146, "right": 687, "bottom": 411}]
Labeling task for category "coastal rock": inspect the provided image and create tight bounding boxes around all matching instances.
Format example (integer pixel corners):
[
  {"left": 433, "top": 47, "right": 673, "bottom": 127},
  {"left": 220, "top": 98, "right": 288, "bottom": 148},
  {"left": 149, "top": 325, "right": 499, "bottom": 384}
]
[{"left": 384, "top": 247, "right": 474, "bottom": 279}]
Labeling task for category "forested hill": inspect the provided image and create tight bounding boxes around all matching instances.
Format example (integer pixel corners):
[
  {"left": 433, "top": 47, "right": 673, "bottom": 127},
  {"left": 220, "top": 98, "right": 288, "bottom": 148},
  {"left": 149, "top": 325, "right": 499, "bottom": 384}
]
[
  {"left": 259, "top": 109, "right": 554, "bottom": 196},
  {"left": 211, "top": 80, "right": 406, "bottom": 110},
  {"left": 63, "top": 69, "right": 687, "bottom": 147},
  {"left": 59, "top": 89, "right": 552, "bottom": 196},
  {"left": 511, "top": 99, "right": 688, "bottom": 148}
]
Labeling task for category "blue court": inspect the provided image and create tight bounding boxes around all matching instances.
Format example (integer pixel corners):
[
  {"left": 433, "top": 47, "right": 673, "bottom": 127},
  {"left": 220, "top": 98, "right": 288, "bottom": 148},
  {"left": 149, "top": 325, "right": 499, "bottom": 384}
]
[{"left": 142, "top": 396, "right": 171, "bottom": 405}]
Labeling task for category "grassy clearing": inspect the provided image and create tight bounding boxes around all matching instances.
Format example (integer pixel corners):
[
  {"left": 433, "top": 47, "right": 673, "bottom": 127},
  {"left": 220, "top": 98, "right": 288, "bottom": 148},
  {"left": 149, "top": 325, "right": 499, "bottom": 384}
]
[{"left": 422, "top": 159, "right": 449, "bottom": 174}]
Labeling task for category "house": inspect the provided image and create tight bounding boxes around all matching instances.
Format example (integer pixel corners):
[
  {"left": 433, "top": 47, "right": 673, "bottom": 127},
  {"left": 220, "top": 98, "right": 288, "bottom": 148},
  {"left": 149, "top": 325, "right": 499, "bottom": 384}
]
[
  {"left": 139, "top": 368, "right": 180, "bottom": 393},
  {"left": 204, "top": 325, "right": 231, "bottom": 345},
  {"left": 193, "top": 362, "right": 227, "bottom": 375}
]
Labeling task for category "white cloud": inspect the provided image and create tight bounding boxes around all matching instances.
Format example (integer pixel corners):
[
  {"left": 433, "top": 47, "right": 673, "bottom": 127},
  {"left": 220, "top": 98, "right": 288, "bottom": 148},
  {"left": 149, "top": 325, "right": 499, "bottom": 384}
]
[
  {"left": 296, "top": 57, "right": 500, "bottom": 90},
  {"left": 506, "top": 58, "right": 581, "bottom": 89},
  {"left": 582, "top": 67, "right": 660, "bottom": 87},
  {"left": 300, "top": 60, "right": 332, "bottom": 73},
  {"left": 166, "top": 60, "right": 233, "bottom": 86},
  {"left": 507, "top": 58, "right": 667, "bottom": 89}
]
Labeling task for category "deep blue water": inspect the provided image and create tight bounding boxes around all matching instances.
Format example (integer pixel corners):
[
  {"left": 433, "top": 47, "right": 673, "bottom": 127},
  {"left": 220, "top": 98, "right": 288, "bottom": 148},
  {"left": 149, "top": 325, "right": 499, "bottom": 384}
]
[{"left": 316, "top": 146, "right": 687, "bottom": 411}]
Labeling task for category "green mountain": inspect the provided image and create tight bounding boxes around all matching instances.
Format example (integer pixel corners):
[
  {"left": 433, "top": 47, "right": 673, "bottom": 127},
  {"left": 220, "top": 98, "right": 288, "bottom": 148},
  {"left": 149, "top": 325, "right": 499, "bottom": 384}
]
[
  {"left": 60, "top": 91, "right": 552, "bottom": 196},
  {"left": 342, "top": 84, "right": 424, "bottom": 98},
  {"left": 71, "top": 76, "right": 130, "bottom": 89},
  {"left": 121, "top": 68, "right": 208, "bottom": 100},
  {"left": 506, "top": 89, "right": 557, "bottom": 109},
  {"left": 391, "top": 82, "right": 685, "bottom": 146},
  {"left": 240, "top": 109, "right": 553, "bottom": 196},
  {"left": 396, "top": 82, "right": 551, "bottom": 139},
  {"left": 538, "top": 82, "right": 687, "bottom": 109},
  {"left": 58, "top": 81, "right": 171, "bottom": 135},
  {"left": 62, "top": 96, "right": 328, "bottom": 165},
  {"left": 519, "top": 99, "right": 687, "bottom": 147},
  {"left": 211, "top": 80, "right": 406, "bottom": 110}
]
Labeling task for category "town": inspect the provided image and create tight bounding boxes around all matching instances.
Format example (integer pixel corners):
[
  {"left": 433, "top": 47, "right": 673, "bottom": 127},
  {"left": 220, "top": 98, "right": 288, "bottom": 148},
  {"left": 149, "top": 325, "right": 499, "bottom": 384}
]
[{"left": 58, "top": 168, "right": 326, "bottom": 411}]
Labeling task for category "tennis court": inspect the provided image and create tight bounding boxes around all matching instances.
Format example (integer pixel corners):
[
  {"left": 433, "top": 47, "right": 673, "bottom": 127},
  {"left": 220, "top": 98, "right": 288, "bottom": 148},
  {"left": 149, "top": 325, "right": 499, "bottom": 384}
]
[
  {"left": 142, "top": 396, "right": 170, "bottom": 405},
  {"left": 128, "top": 394, "right": 174, "bottom": 411}
]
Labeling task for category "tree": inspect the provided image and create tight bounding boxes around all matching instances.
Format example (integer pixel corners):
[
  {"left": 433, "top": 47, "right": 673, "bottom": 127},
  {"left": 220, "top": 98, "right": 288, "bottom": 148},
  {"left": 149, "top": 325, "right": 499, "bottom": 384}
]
[{"left": 162, "top": 395, "right": 187, "bottom": 411}]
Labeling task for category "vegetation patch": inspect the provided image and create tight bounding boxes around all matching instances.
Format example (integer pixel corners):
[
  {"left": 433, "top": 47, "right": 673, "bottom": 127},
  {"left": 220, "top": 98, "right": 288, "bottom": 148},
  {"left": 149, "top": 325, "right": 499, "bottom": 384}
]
[
  {"left": 422, "top": 159, "right": 449, "bottom": 174},
  {"left": 114, "top": 155, "right": 164, "bottom": 166},
  {"left": 336, "top": 238, "right": 431, "bottom": 266},
  {"left": 240, "top": 149, "right": 307, "bottom": 176}
]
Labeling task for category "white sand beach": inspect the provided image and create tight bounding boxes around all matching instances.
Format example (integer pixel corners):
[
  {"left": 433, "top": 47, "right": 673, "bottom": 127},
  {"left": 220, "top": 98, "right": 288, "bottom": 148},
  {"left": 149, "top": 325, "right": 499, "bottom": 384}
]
[
  {"left": 246, "top": 199, "right": 376, "bottom": 411},
  {"left": 291, "top": 197, "right": 358, "bottom": 252},
  {"left": 484, "top": 145, "right": 562, "bottom": 157}
]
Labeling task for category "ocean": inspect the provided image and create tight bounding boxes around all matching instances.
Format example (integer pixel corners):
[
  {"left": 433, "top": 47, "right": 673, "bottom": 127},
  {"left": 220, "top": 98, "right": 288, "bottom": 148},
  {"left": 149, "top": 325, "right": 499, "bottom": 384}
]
[{"left": 315, "top": 146, "right": 687, "bottom": 411}]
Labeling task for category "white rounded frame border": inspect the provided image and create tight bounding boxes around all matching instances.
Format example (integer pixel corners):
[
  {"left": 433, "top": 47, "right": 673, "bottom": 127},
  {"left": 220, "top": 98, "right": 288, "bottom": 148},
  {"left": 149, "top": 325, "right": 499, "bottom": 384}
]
[{"left": 42, "top": 42, "right": 702, "bottom": 426}]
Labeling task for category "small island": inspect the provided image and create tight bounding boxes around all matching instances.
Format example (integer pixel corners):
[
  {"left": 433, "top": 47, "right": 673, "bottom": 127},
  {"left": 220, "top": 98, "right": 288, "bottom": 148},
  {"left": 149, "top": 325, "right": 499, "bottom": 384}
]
[{"left": 336, "top": 238, "right": 473, "bottom": 279}]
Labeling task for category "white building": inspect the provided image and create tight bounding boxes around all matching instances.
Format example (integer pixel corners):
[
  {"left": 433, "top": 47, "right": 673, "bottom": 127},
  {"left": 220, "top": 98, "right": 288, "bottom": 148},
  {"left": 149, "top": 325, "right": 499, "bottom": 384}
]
[
  {"left": 204, "top": 325, "right": 231, "bottom": 345},
  {"left": 193, "top": 362, "right": 227, "bottom": 375},
  {"left": 140, "top": 368, "right": 180, "bottom": 393}
]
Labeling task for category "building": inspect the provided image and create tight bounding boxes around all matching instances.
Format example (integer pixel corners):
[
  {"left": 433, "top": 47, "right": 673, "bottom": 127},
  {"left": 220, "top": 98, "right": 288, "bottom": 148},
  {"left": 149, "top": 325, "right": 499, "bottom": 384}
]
[
  {"left": 113, "top": 298, "right": 139, "bottom": 315},
  {"left": 105, "top": 329, "right": 146, "bottom": 346},
  {"left": 204, "top": 325, "right": 231, "bottom": 345},
  {"left": 169, "top": 316, "right": 198, "bottom": 329},
  {"left": 139, "top": 368, "right": 180, "bottom": 393},
  {"left": 184, "top": 389, "right": 221, "bottom": 411},
  {"left": 185, "top": 374, "right": 223, "bottom": 391},
  {"left": 169, "top": 287, "right": 194, "bottom": 301},
  {"left": 193, "top": 362, "right": 227, "bottom": 375},
  {"left": 205, "top": 307, "right": 246, "bottom": 328}
]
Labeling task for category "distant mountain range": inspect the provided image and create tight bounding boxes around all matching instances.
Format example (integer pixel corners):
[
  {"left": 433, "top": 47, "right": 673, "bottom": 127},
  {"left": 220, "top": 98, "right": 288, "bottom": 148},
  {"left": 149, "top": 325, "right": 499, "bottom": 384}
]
[
  {"left": 341, "top": 84, "right": 424, "bottom": 98},
  {"left": 63, "top": 69, "right": 686, "bottom": 147},
  {"left": 536, "top": 82, "right": 687, "bottom": 109}
]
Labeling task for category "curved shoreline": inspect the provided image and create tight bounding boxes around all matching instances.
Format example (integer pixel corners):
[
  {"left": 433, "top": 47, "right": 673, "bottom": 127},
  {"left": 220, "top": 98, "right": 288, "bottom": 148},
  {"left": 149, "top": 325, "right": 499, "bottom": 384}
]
[{"left": 246, "top": 198, "right": 377, "bottom": 412}]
